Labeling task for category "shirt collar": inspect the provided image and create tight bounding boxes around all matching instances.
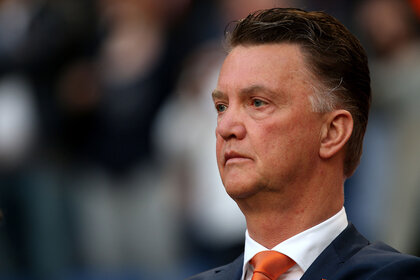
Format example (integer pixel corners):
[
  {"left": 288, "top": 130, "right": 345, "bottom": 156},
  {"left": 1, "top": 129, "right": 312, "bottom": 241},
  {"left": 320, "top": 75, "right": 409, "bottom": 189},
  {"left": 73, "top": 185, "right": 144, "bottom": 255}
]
[{"left": 242, "top": 207, "right": 348, "bottom": 278}]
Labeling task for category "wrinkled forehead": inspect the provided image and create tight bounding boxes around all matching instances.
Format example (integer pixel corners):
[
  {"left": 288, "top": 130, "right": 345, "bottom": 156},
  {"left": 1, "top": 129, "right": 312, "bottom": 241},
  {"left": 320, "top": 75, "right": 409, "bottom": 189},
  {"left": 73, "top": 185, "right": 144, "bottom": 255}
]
[{"left": 217, "top": 43, "right": 318, "bottom": 94}]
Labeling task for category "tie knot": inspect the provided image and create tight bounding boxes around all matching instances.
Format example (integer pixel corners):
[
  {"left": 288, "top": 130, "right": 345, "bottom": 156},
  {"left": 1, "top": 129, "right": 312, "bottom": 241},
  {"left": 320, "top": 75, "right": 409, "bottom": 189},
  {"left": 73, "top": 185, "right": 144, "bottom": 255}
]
[{"left": 250, "top": 251, "right": 295, "bottom": 280}]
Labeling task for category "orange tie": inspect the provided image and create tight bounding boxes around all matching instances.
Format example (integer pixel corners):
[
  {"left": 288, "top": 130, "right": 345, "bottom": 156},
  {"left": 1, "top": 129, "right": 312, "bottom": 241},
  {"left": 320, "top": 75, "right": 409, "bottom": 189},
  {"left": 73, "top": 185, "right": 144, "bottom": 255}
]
[{"left": 250, "top": 251, "right": 295, "bottom": 280}]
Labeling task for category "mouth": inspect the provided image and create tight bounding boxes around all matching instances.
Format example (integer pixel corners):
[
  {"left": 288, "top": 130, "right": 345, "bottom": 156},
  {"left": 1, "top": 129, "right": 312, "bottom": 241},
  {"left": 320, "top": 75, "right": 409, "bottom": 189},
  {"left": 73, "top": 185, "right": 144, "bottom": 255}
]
[{"left": 224, "top": 151, "right": 251, "bottom": 165}]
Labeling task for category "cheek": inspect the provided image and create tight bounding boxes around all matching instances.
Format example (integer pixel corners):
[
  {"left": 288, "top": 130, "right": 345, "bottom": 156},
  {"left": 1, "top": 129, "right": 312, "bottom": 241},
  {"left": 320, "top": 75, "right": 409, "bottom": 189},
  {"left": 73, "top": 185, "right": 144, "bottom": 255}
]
[
  {"left": 255, "top": 116, "right": 317, "bottom": 163},
  {"left": 260, "top": 129, "right": 292, "bottom": 165},
  {"left": 258, "top": 117, "right": 297, "bottom": 146},
  {"left": 215, "top": 136, "right": 224, "bottom": 165}
]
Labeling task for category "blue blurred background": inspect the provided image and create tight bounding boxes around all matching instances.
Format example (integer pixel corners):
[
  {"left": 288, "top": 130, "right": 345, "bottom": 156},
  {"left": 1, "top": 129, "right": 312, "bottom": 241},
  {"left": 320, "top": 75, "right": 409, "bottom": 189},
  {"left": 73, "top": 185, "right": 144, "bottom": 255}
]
[{"left": 0, "top": 0, "right": 419, "bottom": 279}]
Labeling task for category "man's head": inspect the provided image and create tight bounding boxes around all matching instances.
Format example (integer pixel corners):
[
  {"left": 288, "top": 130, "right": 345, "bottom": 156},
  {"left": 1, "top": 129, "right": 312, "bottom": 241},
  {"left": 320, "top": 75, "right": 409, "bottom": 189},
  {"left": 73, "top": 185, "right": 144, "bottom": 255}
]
[
  {"left": 225, "top": 8, "right": 371, "bottom": 177},
  {"left": 213, "top": 8, "right": 371, "bottom": 205}
]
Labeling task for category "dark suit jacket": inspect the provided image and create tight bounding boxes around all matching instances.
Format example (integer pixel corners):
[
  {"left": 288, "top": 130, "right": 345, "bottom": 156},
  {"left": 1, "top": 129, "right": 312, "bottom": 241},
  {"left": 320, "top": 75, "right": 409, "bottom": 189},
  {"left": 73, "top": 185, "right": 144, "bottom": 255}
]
[{"left": 186, "top": 224, "right": 420, "bottom": 279}]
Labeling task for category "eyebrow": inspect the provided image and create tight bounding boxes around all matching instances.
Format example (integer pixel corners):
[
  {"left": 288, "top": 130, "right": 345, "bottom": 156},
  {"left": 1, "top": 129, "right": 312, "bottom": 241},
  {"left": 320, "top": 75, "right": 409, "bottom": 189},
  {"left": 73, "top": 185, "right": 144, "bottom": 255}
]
[
  {"left": 211, "top": 84, "right": 283, "bottom": 104},
  {"left": 212, "top": 85, "right": 276, "bottom": 98},
  {"left": 240, "top": 84, "right": 276, "bottom": 97},
  {"left": 211, "top": 89, "right": 225, "bottom": 101}
]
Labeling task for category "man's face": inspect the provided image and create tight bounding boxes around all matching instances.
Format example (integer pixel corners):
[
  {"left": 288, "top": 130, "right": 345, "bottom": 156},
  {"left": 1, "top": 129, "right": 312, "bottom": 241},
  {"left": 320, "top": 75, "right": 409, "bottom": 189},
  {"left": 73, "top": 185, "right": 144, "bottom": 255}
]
[{"left": 213, "top": 43, "right": 325, "bottom": 200}]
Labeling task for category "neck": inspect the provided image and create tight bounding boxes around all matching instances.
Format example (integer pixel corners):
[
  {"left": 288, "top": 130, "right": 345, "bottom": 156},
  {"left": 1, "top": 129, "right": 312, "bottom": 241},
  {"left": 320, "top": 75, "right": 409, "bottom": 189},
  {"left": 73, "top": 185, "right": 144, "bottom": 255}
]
[{"left": 236, "top": 175, "right": 344, "bottom": 249}]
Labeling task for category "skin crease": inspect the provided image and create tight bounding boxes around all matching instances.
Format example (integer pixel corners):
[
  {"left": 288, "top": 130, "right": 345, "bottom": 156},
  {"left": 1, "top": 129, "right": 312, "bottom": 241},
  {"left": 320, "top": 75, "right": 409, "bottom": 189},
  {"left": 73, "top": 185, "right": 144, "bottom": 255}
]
[{"left": 213, "top": 43, "right": 353, "bottom": 248}]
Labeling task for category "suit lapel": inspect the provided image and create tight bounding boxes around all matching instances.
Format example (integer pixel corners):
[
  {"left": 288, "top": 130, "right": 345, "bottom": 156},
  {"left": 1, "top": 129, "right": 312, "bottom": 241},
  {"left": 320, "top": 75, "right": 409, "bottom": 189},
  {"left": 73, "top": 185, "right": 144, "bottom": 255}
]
[
  {"left": 212, "top": 253, "right": 243, "bottom": 280},
  {"left": 300, "top": 223, "right": 369, "bottom": 280}
]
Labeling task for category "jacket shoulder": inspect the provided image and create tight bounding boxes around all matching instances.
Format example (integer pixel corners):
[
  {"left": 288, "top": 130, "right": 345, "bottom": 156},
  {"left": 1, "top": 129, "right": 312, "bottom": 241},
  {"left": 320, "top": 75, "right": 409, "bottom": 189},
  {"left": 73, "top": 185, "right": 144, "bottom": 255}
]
[
  {"left": 335, "top": 242, "right": 420, "bottom": 279},
  {"left": 302, "top": 224, "right": 420, "bottom": 280},
  {"left": 185, "top": 254, "right": 243, "bottom": 280},
  {"left": 185, "top": 263, "right": 232, "bottom": 280}
]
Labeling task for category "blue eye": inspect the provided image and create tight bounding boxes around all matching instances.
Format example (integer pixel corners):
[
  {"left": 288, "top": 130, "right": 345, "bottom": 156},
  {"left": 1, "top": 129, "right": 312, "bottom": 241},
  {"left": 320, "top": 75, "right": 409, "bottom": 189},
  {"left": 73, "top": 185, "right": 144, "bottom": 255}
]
[
  {"left": 216, "top": 104, "right": 227, "bottom": 112},
  {"left": 253, "top": 99, "right": 266, "bottom": 107}
]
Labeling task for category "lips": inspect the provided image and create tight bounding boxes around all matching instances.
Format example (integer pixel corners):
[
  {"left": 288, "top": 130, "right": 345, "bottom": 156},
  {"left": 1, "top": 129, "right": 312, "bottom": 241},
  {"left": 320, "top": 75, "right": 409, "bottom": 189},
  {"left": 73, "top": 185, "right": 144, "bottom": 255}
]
[{"left": 224, "top": 151, "right": 251, "bottom": 165}]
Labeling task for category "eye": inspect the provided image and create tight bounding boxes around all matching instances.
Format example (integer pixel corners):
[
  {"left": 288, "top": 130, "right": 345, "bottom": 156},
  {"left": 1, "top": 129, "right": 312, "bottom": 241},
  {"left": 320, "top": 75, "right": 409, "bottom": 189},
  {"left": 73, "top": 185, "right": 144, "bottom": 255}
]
[
  {"left": 215, "top": 103, "right": 227, "bottom": 113},
  {"left": 252, "top": 99, "right": 267, "bottom": 107}
]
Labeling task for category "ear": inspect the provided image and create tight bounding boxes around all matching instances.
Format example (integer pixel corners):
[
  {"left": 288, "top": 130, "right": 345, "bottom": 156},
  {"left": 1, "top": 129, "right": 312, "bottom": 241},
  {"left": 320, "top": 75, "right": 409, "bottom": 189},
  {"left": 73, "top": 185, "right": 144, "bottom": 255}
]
[{"left": 319, "top": 110, "right": 353, "bottom": 159}]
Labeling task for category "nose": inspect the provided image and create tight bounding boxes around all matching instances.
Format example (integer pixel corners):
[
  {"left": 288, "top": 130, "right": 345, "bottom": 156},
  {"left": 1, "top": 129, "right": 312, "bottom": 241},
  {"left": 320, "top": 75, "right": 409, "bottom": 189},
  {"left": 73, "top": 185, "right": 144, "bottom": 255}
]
[{"left": 215, "top": 107, "right": 246, "bottom": 140}]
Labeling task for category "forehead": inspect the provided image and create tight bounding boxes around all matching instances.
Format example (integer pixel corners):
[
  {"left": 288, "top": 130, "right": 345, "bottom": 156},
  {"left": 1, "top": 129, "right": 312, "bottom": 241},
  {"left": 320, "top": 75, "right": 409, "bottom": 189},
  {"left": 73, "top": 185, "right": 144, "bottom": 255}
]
[{"left": 217, "top": 43, "right": 315, "bottom": 94}]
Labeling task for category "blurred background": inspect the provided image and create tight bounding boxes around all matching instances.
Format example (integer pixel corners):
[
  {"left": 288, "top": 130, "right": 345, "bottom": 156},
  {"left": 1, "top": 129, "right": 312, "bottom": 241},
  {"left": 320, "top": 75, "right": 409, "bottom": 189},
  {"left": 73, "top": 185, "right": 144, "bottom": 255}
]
[{"left": 0, "top": 0, "right": 419, "bottom": 279}]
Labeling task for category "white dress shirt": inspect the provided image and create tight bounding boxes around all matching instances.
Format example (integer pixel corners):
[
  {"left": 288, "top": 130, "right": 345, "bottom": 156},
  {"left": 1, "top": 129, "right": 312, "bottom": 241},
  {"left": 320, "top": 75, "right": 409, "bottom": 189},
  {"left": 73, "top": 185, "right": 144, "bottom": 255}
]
[{"left": 242, "top": 207, "right": 348, "bottom": 280}]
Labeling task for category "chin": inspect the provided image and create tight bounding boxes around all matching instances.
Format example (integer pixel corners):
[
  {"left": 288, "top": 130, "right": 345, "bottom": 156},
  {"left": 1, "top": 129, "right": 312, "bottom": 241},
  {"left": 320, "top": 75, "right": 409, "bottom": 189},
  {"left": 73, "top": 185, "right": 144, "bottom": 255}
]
[{"left": 223, "top": 179, "right": 261, "bottom": 200}]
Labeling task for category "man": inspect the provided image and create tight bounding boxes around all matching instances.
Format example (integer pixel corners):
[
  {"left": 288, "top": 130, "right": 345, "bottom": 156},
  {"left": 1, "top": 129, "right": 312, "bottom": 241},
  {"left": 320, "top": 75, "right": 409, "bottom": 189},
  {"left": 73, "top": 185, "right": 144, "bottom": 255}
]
[{"left": 187, "top": 7, "right": 420, "bottom": 280}]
